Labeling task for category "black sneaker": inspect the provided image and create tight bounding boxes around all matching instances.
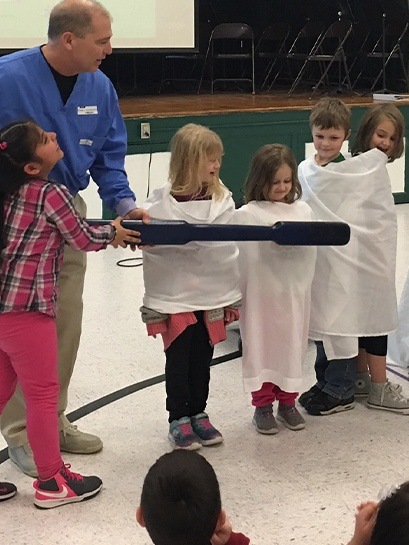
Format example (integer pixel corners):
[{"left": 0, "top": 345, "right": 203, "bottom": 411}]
[
  {"left": 305, "top": 391, "right": 355, "bottom": 416},
  {"left": 0, "top": 481, "right": 17, "bottom": 501},
  {"left": 298, "top": 385, "right": 322, "bottom": 407},
  {"left": 33, "top": 464, "right": 102, "bottom": 509}
]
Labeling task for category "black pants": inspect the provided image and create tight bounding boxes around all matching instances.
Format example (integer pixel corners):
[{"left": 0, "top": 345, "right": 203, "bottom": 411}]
[
  {"left": 358, "top": 335, "right": 388, "bottom": 357},
  {"left": 165, "top": 311, "right": 214, "bottom": 423}
]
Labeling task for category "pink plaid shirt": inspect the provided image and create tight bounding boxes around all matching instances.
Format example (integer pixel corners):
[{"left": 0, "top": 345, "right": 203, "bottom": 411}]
[{"left": 0, "top": 179, "right": 114, "bottom": 317}]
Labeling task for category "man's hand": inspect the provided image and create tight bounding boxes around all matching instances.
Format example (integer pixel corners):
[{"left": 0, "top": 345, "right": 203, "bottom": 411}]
[{"left": 124, "top": 207, "right": 150, "bottom": 223}]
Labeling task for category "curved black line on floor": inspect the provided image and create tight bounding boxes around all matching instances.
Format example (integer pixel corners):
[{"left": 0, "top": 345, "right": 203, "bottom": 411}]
[{"left": 0, "top": 350, "right": 241, "bottom": 466}]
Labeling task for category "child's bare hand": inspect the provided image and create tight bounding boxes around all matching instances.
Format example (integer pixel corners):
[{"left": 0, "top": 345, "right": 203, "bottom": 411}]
[
  {"left": 224, "top": 308, "right": 238, "bottom": 325},
  {"left": 348, "top": 501, "right": 379, "bottom": 545},
  {"left": 110, "top": 216, "right": 141, "bottom": 249}
]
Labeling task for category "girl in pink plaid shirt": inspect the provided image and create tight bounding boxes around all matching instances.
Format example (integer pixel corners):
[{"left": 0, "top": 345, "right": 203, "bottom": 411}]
[{"left": 0, "top": 120, "right": 140, "bottom": 508}]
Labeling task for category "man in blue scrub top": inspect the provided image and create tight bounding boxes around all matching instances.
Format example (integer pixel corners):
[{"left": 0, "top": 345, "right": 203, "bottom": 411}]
[{"left": 0, "top": 0, "right": 149, "bottom": 476}]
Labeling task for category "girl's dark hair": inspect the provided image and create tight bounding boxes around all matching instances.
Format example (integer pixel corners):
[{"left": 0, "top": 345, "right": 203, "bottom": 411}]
[
  {"left": 244, "top": 143, "right": 301, "bottom": 204},
  {"left": 351, "top": 103, "right": 405, "bottom": 162},
  {"left": 370, "top": 481, "right": 409, "bottom": 545},
  {"left": 0, "top": 120, "right": 42, "bottom": 259}
]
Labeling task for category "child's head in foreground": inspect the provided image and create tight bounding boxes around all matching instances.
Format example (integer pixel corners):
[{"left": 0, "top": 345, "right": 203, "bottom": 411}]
[
  {"left": 169, "top": 123, "right": 224, "bottom": 200},
  {"left": 137, "top": 450, "right": 224, "bottom": 545},
  {"left": 309, "top": 97, "right": 351, "bottom": 165},
  {"left": 370, "top": 480, "right": 409, "bottom": 545},
  {"left": 351, "top": 103, "right": 405, "bottom": 162}
]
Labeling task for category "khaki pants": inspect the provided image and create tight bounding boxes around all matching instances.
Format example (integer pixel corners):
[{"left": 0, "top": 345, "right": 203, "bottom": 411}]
[{"left": 1, "top": 194, "right": 87, "bottom": 447}]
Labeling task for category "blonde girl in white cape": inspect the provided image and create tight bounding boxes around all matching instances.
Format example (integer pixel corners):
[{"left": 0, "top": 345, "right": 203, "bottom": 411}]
[{"left": 141, "top": 124, "right": 241, "bottom": 450}]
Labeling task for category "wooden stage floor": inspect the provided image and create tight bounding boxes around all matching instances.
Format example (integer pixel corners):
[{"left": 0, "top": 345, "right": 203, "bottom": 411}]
[{"left": 118, "top": 91, "right": 379, "bottom": 119}]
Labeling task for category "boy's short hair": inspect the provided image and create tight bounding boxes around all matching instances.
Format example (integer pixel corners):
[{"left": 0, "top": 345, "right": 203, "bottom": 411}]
[
  {"left": 140, "top": 450, "right": 222, "bottom": 545},
  {"left": 309, "top": 97, "right": 351, "bottom": 136}
]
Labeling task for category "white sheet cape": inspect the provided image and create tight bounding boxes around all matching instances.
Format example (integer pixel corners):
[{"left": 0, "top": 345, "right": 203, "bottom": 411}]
[
  {"left": 234, "top": 201, "right": 316, "bottom": 393},
  {"left": 388, "top": 275, "right": 409, "bottom": 366},
  {"left": 298, "top": 149, "right": 398, "bottom": 344},
  {"left": 142, "top": 182, "right": 241, "bottom": 313}
]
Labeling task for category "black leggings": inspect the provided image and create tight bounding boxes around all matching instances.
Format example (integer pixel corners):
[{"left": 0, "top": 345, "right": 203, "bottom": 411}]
[
  {"left": 358, "top": 335, "right": 388, "bottom": 357},
  {"left": 165, "top": 311, "right": 214, "bottom": 423}
]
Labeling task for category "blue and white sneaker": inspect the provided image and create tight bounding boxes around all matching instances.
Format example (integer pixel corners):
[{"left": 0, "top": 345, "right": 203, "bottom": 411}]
[
  {"left": 191, "top": 413, "right": 223, "bottom": 446},
  {"left": 168, "top": 417, "right": 202, "bottom": 450}
]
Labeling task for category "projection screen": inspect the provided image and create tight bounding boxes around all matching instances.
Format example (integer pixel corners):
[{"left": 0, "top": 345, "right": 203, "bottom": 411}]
[{"left": 0, "top": 0, "right": 197, "bottom": 51}]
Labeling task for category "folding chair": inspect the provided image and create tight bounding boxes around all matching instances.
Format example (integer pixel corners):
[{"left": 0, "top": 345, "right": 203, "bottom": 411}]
[
  {"left": 159, "top": 23, "right": 212, "bottom": 93},
  {"left": 255, "top": 23, "right": 291, "bottom": 91},
  {"left": 284, "top": 21, "right": 325, "bottom": 95},
  {"left": 342, "top": 25, "right": 373, "bottom": 90},
  {"left": 199, "top": 23, "right": 255, "bottom": 94},
  {"left": 363, "top": 21, "right": 409, "bottom": 92},
  {"left": 288, "top": 20, "right": 353, "bottom": 97}
]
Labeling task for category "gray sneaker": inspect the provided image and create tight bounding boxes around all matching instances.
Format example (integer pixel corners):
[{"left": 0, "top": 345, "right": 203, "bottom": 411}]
[
  {"left": 355, "top": 372, "right": 371, "bottom": 397},
  {"left": 252, "top": 405, "right": 278, "bottom": 435},
  {"left": 59, "top": 424, "right": 103, "bottom": 454},
  {"left": 356, "top": 372, "right": 402, "bottom": 398},
  {"left": 277, "top": 405, "right": 306, "bottom": 430},
  {"left": 8, "top": 444, "right": 38, "bottom": 478},
  {"left": 367, "top": 381, "right": 409, "bottom": 414}
]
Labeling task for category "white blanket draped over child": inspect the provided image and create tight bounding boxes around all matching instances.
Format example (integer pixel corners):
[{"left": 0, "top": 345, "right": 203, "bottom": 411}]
[
  {"left": 142, "top": 181, "right": 241, "bottom": 314},
  {"left": 388, "top": 276, "right": 409, "bottom": 367},
  {"left": 298, "top": 149, "right": 398, "bottom": 352},
  {"left": 234, "top": 201, "right": 316, "bottom": 393}
]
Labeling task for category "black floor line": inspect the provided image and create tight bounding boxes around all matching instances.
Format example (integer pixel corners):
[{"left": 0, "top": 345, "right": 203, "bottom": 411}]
[
  {"left": 0, "top": 350, "right": 241, "bottom": 466},
  {"left": 1, "top": 357, "right": 406, "bottom": 467}
]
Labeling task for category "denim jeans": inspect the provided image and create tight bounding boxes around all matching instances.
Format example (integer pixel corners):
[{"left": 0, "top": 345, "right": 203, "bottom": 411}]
[{"left": 314, "top": 341, "right": 357, "bottom": 400}]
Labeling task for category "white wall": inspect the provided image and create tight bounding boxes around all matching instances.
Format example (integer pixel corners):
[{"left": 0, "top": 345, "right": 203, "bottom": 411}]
[
  {"left": 83, "top": 151, "right": 171, "bottom": 218},
  {"left": 83, "top": 145, "right": 406, "bottom": 218},
  {"left": 0, "top": 0, "right": 195, "bottom": 49}
]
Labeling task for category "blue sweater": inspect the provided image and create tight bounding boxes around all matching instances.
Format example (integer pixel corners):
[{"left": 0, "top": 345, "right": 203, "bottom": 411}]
[{"left": 0, "top": 47, "right": 136, "bottom": 215}]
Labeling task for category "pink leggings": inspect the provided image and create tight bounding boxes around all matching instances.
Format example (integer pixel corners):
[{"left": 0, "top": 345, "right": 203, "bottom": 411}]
[
  {"left": 251, "top": 382, "right": 298, "bottom": 407},
  {"left": 0, "top": 312, "right": 63, "bottom": 480}
]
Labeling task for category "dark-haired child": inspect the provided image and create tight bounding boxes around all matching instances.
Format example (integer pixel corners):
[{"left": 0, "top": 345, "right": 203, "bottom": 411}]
[
  {"left": 137, "top": 450, "right": 250, "bottom": 545},
  {"left": 347, "top": 480, "right": 409, "bottom": 545},
  {"left": 0, "top": 120, "right": 141, "bottom": 507}
]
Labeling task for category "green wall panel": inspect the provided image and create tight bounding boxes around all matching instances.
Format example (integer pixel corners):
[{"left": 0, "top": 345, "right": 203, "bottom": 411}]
[{"left": 102, "top": 105, "right": 409, "bottom": 217}]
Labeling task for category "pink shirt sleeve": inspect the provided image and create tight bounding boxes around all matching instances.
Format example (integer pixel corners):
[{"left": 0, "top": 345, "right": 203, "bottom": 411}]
[{"left": 44, "top": 183, "right": 114, "bottom": 251}]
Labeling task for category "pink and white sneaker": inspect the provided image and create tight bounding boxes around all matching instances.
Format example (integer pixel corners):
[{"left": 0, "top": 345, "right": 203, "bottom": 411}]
[{"left": 33, "top": 464, "right": 102, "bottom": 509}]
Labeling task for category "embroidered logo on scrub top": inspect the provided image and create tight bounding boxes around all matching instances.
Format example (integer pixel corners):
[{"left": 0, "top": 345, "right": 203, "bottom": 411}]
[{"left": 77, "top": 106, "right": 98, "bottom": 115}]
